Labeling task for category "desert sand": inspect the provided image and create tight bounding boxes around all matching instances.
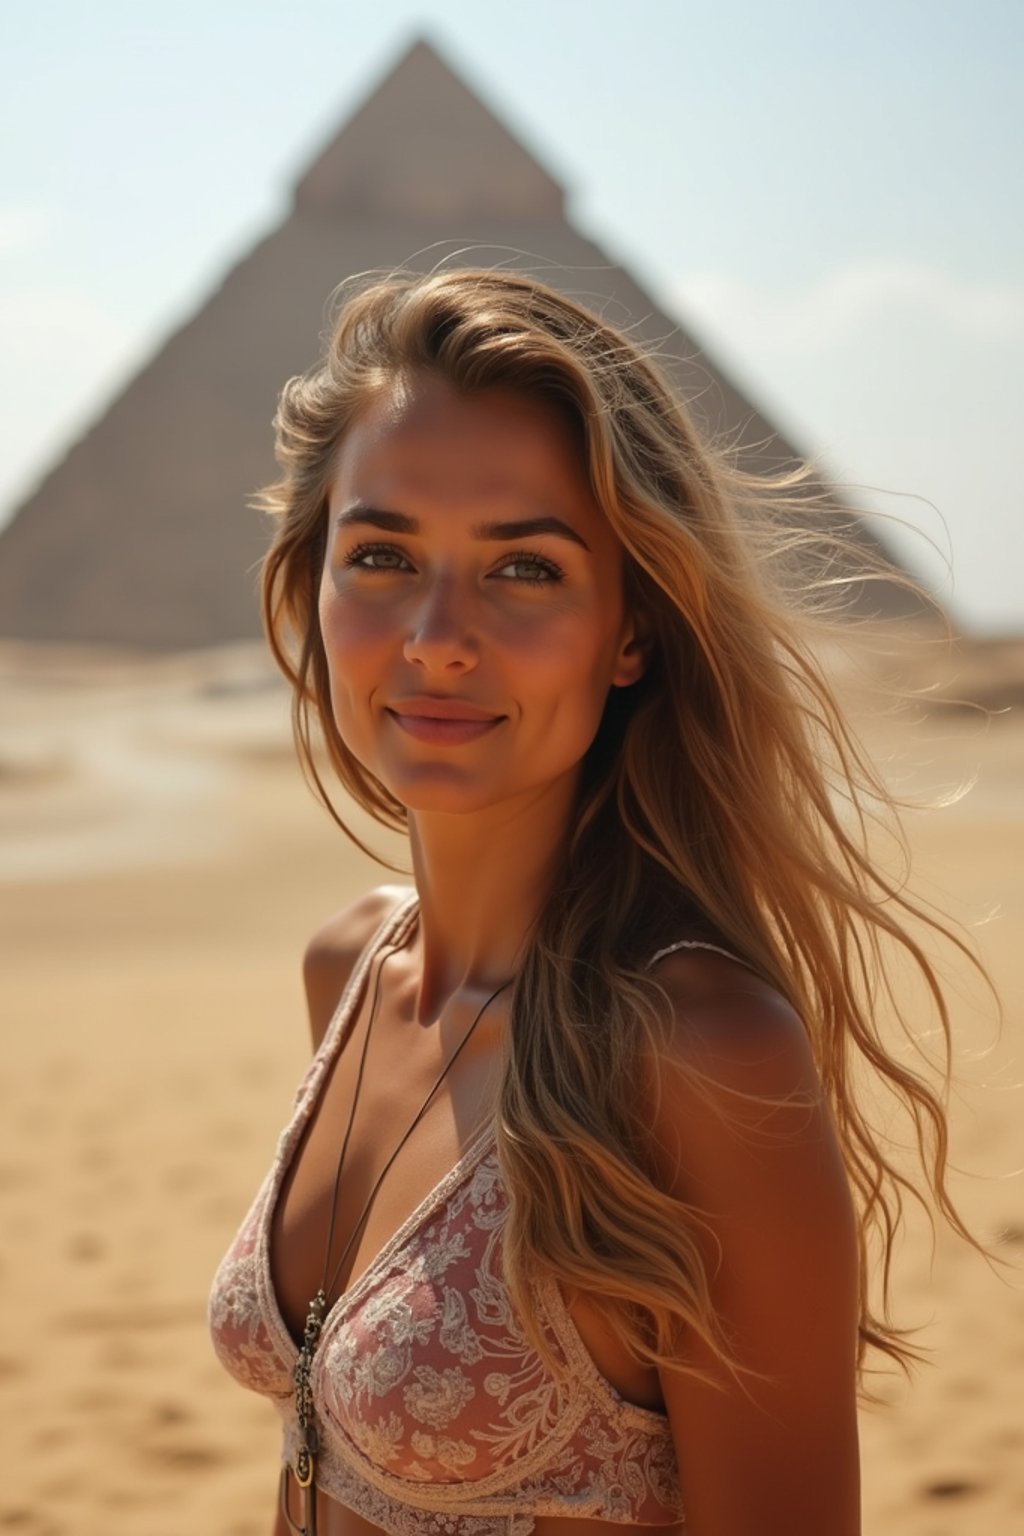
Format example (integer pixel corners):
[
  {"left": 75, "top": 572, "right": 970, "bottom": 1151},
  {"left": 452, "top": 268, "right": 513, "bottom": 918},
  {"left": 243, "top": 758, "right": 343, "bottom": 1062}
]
[{"left": 1, "top": 634, "right": 1021, "bottom": 1536}]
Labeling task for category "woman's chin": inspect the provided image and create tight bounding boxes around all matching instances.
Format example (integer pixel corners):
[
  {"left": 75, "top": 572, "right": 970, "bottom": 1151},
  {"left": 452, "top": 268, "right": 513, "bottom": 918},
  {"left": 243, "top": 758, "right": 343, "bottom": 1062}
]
[{"left": 374, "top": 768, "right": 511, "bottom": 818}]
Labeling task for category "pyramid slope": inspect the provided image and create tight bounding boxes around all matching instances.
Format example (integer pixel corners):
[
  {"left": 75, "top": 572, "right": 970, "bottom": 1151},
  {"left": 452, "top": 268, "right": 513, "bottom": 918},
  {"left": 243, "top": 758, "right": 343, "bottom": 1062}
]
[
  {"left": 294, "top": 38, "right": 564, "bottom": 222},
  {"left": 0, "top": 40, "right": 928, "bottom": 649}
]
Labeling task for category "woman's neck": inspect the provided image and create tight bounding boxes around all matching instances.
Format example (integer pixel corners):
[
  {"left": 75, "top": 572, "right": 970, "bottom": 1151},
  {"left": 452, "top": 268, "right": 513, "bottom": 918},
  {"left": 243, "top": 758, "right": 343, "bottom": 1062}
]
[{"left": 405, "top": 778, "right": 575, "bottom": 1021}]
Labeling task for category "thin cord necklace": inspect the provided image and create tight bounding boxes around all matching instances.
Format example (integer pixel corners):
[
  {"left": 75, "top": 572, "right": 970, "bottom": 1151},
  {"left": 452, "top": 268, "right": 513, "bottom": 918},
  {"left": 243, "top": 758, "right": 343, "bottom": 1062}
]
[{"left": 283, "top": 922, "right": 513, "bottom": 1536}]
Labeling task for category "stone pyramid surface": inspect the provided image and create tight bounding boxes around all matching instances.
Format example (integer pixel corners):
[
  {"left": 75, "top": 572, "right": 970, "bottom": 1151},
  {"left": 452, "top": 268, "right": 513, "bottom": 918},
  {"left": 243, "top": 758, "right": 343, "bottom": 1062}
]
[{"left": 0, "top": 37, "right": 924, "bottom": 649}]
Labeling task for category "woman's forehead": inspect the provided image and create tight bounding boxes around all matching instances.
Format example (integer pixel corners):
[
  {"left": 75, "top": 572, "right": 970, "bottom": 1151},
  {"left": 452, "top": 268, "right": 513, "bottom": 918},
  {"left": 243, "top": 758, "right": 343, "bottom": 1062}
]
[
  {"left": 346, "top": 371, "right": 573, "bottom": 452},
  {"left": 334, "top": 373, "right": 602, "bottom": 525}
]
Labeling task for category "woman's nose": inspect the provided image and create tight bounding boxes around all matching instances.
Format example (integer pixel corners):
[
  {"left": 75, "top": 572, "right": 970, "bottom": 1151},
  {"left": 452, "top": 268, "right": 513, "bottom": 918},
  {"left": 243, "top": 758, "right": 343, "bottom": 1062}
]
[{"left": 402, "top": 575, "right": 479, "bottom": 673}]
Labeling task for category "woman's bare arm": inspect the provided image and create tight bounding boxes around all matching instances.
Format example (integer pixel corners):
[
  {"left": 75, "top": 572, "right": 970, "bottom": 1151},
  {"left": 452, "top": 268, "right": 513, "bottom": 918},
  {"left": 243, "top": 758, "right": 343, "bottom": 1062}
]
[{"left": 649, "top": 952, "right": 861, "bottom": 1536}]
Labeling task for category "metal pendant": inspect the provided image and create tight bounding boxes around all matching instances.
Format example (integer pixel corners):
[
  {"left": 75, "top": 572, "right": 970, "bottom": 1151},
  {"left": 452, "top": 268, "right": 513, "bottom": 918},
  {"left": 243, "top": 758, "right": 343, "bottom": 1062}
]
[
  {"left": 279, "top": 1463, "right": 317, "bottom": 1536},
  {"left": 287, "top": 1289, "right": 326, "bottom": 1531},
  {"left": 293, "top": 1439, "right": 316, "bottom": 1488}
]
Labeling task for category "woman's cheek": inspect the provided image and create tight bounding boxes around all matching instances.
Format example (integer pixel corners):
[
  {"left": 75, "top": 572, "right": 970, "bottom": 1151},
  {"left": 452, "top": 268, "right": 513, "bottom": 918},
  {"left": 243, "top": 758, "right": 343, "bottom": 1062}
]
[{"left": 320, "top": 589, "right": 388, "bottom": 661}]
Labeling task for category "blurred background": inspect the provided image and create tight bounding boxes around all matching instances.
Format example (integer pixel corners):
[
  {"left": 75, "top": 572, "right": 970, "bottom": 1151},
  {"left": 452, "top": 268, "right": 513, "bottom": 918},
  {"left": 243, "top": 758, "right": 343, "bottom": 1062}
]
[{"left": 0, "top": 4, "right": 1021, "bottom": 1534}]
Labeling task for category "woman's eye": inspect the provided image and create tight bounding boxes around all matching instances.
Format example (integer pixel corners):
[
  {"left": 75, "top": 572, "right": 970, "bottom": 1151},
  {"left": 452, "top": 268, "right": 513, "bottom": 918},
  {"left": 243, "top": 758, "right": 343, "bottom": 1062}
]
[
  {"left": 494, "top": 553, "right": 564, "bottom": 584},
  {"left": 343, "top": 543, "right": 411, "bottom": 572},
  {"left": 341, "top": 543, "right": 562, "bottom": 584}
]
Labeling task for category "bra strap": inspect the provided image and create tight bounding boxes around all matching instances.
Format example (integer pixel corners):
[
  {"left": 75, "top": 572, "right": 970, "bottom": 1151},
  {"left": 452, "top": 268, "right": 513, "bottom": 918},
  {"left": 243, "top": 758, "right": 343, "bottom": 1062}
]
[{"left": 644, "top": 937, "right": 748, "bottom": 971}]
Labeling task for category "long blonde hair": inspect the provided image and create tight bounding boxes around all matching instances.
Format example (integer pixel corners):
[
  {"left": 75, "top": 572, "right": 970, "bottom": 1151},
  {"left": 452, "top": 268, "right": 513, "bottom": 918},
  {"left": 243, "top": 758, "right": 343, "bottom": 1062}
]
[{"left": 257, "top": 266, "right": 988, "bottom": 1390}]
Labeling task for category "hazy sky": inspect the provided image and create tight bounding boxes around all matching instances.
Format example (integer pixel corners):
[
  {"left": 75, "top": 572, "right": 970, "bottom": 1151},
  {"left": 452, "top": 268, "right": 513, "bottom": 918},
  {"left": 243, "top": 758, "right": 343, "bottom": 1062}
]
[{"left": 2, "top": 0, "right": 1021, "bottom": 632}]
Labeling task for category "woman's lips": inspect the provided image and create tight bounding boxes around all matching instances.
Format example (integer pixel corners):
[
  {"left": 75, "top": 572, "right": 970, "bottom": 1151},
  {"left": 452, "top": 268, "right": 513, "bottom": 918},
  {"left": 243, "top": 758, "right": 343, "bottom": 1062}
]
[{"left": 385, "top": 709, "right": 504, "bottom": 745}]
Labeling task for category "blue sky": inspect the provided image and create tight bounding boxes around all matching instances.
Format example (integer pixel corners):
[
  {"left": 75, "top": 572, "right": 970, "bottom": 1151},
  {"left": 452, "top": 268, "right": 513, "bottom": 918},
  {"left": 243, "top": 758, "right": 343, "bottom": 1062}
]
[{"left": 2, "top": 0, "right": 1021, "bottom": 632}]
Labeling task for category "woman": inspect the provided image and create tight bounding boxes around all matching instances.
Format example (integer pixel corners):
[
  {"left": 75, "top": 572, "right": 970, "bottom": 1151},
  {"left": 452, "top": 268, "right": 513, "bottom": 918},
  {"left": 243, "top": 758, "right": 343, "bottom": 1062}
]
[{"left": 209, "top": 269, "right": 982, "bottom": 1536}]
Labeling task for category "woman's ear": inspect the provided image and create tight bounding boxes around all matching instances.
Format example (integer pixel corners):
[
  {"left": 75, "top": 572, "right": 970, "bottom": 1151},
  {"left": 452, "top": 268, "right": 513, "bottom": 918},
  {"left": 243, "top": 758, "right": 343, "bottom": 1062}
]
[{"left": 611, "top": 609, "right": 655, "bottom": 689}]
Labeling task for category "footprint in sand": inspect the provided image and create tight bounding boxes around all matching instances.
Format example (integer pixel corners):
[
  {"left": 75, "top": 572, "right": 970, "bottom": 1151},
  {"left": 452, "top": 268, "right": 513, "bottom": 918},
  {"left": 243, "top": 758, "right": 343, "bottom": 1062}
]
[
  {"left": 148, "top": 1399, "right": 191, "bottom": 1427},
  {"left": 146, "top": 1442, "right": 225, "bottom": 1469},
  {"left": 133, "top": 1405, "right": 227, "bottom": 1471},
  {"left": 943, "top": 1374, "right": 986, "bottom": 1401},
  {"left": 66, "top": 1230, "right": 104, "bottom": 1263},
  {"left": 922, "top": 1477, "right": 981, "bottom": 1500}
]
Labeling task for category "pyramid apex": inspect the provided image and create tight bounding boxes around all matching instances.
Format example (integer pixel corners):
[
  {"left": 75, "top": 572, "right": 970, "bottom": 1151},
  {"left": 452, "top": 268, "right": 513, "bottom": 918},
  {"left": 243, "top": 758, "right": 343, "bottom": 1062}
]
[{"left": 293, "top": 35, "right": 565, "bottom": 221}]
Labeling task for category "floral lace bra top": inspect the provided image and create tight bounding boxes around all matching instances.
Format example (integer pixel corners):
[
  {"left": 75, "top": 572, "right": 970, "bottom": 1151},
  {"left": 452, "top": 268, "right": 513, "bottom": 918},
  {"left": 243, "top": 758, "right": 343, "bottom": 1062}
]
[{"left": 208, "top": 892, "right": 736, "bottom": 1533}]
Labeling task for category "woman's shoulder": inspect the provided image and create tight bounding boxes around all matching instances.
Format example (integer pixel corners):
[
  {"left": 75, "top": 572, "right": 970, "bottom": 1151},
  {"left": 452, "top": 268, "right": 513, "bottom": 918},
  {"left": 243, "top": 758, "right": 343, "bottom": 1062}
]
[
  {"left": 644, "top": 940, "right": 811, "bottom": 1094},
  {"left": 642, "top": 943, "right": 834, "bottom": 1171},
  {"left": 642, "top": 941, "right": 855, "bottom": 1273},
  {"left": 302, "top": 884, "right": 412, "bottom": 1050},
  {"left": 303, "top": 883, "right": 412, "bottom": 965}
]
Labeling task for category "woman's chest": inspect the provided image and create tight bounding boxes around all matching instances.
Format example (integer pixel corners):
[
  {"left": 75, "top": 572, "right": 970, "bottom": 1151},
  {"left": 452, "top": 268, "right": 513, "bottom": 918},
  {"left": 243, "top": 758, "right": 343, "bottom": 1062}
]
[
  {"left": 266, "top": 1003, "right": 664, "bottom": 1419},
  {"left": 271, "top": 1145, "right": 663, "bottom": 1434},
  {"left": 279, "top": 1177, "right": 685, "bottom": 1536},
  {"left": 268, "top": 1015, "right": 503, "bottom": 1349}
]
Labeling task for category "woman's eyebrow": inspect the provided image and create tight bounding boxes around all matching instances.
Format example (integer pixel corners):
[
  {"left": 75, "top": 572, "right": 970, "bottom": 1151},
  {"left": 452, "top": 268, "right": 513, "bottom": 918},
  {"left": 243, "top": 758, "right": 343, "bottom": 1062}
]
[{"left": 335, "top": 504, "right": 591, "bottom": 552}]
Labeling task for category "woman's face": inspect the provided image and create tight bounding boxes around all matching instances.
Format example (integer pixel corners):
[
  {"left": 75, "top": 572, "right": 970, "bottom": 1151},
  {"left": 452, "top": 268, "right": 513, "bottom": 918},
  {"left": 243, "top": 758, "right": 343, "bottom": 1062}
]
[{"left": 319, "top": 370, "right": 647, "bottom": 816}]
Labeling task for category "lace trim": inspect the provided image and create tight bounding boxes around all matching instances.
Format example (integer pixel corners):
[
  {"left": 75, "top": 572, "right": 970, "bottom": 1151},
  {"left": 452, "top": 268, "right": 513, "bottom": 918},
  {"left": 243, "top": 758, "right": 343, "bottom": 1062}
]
[
  {"left": 278, "top": 1408, "right": 681, "bottom": 1531},
  {"left": 535, "top": 1271, "right": 672, "bottom": 1432},
  {"left": 278, "top": 1410, "right": 538, "bottom": 1534}
]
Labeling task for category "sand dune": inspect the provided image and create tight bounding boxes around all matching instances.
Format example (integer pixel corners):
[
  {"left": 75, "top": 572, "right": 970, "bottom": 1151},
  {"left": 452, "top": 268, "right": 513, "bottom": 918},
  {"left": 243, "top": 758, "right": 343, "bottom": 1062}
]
[{"left": 1, "top": 636, "right": 1021, "bottom": 1535}]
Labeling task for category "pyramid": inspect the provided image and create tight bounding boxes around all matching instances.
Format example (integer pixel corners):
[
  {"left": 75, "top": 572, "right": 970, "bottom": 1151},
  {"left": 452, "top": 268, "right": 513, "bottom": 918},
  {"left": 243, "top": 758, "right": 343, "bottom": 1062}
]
[{"left": 0, "top": 37, "right": 926, "bottom": 649}]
